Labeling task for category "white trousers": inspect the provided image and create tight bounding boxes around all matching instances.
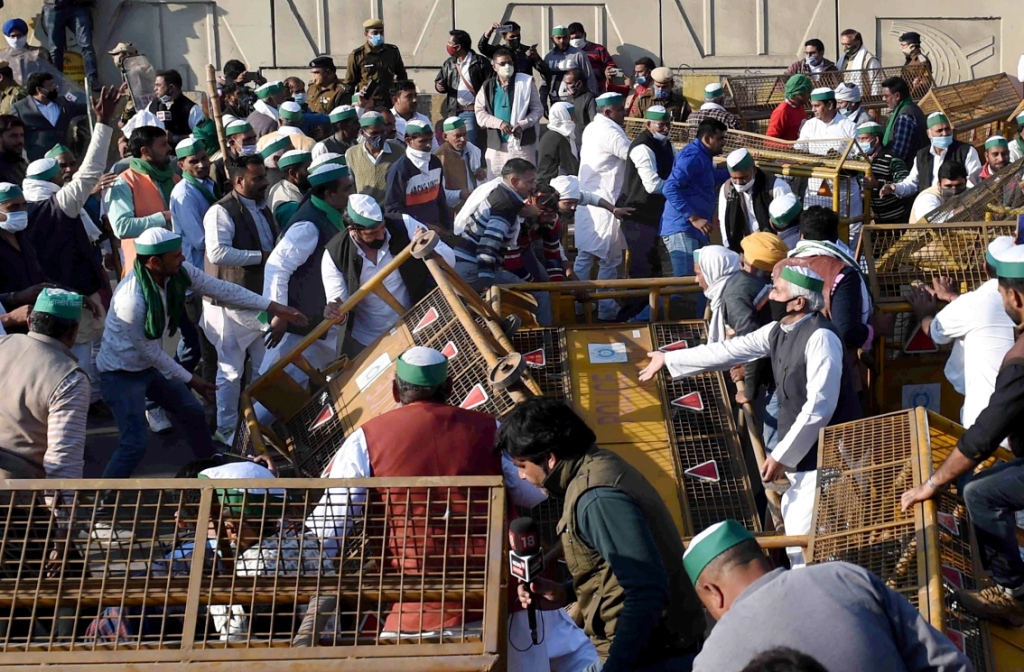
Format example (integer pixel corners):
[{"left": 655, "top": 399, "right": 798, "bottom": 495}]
[
  {"left": 781, "top": 469, "right": 818, "bottom": 568},
  {"left": 200, "top": 305, "right": 267, "bottom": 438},
  {"left": 507, "top": 608, "right": 597, "bottom": 672},
  {"left": 254, "top": 327, "right": 340, "bottom": 426},
  {"left": 573, "top": 250, "right": 622, "bottom": 321}
]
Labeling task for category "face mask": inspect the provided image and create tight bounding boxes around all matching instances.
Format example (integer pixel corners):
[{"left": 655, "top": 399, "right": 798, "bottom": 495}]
[
  {"left": 0, "top": 210, "right": 28, "bottom": 233},
  {"left": 845, "top": 43, "right": 861, "bottom": 56},
  {"left": 654, "top": 88, "right": 670, "bottom": 100},
  {"left": 406, "top": 147, "right": 431, "bottom": 162},
  {"left": 497, "top": 64, "right": 515, "bottom": 79},
  {"left": 570, "top": 38, "right": 585, "bottom": 49},
  {"left": 838, "top": 107, "right": 852, "bottom": 117},
  {"left": 931, "top": 135, "right": 953, "bottom": 150},
  {"left": 365, "top": 236, "right": 387, "bottom": 250},
  {"left": 238, "top": 144, "right": 258, "bottom": 156},
  {"left": 292, "top": 93, "right": 306, "bottom": 105},
  {"left": 159, "top": 94, "right": 172, "bottom": 105},
  {"left": 858, "top": 140, "right": 875, "bottom": 155},
  {"left": 365, "top": 134, "right": 385, "bottom": 150},
  {"left": 506, "top": 37, "right": 520, "bottom": 47},
  {"left": 446, "top": 44, "right": 457, "bottom": 57},
  {"left": 635, "top": 76, "right": 647, "bottom": 86},
  {"left": 652, "top": 131, "right": 668, "bottom": 142},
  {"left": 46, "top": 89, "right": 59, "bottom": 102},
  {"left": 901, "top": 46, "right": 914, "bottom": 55},
  {"left": 805, "top": 55, "right": 822, "bottom": 67},
  {"left": 368, "top": 34, "right": 384, "bottom": 48},
  {"left": 4, "top": 36, "right": 26, "bottom": 49},
  {"left": 939, "top": 187, "right": 958, "bottom": 200},
  {"left": 769, "top": 298, "right": 797, "bottom": 322},
  {"left": 734, "top": 179, "right": 755, "bottom": 193}
]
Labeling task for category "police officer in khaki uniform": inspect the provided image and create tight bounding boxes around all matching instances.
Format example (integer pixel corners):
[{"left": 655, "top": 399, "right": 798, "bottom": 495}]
[
  {"left": 305, "top": 56, "right": 347, "bottom": 115},
  {"left": 0, "top": 60, "right": 25, "bottom": 116},
  {"left": 342, "top": 18, "right": 408, "bottom": 110}
]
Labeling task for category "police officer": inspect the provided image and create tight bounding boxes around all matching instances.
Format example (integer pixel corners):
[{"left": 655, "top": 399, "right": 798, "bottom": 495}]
[
  {"left": 306, "top": 56, "right": 347, "bottom": 115},
  {"left": 342, "top": 19, "right": 408, "bottom": 110}
]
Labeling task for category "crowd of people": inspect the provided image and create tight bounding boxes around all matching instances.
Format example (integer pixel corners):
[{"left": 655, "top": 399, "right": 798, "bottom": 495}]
[{"left": 0, "top": 11, "right": 1021, "bottom": 672}]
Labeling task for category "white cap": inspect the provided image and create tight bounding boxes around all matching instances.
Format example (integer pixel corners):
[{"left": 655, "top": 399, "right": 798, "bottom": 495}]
[
  {"left": 199, "top": 461, "right": 275, "bottom": 481},
  {"left": 123, "top": 109, "right": 165, "bottom": 137},
  {"left": 769, "top": 192, "right": 801, "bottom": 222},
  {"left": 550, "top": 175, "right": 581, "bottom": 201},
  {"left": 136, "top": 227, "right": 181, "bottom": 247},
  {"left": 280, "top": 100, "right": 302, "bottom": 114},
  {"left": 26, "top": 157, "right": 58, "bottom": 179},
  {"left": 401, "top": 345, "right": 446, "bottom": 366},
  {"left": 310, "top": 152, "right": 343, "bottom": 170},
  {"left": 347, "top": 193, "right": 383, "bottom": 223},
  {"left": 989, "top": 236, "right": 1016, "bottom": 258},
  {"left": 726, "top": 148, "right": 752, "bottom": 170},
  {"left": 704, "top": 82, "right": 725, "bottom": 97},
  {"left": 834, "top": 82, "right": 861, "bottom": 102}
]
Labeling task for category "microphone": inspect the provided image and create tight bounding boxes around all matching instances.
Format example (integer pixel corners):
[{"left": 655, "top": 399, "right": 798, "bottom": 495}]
[{"left": 508, "top": 517, "right": 544, "bottom": 644}]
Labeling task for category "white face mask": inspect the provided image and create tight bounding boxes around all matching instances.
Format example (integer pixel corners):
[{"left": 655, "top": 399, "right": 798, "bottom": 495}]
[
  {"left": 5, "top": 36, "right": 26, "bottom": 49},
  {"left": 652, "top": 131, "right": 668, "bottom": 142},
  {"left": 734, "top": 178, "right": 755, "bottom": 193},
  {"left": 0, "top": 210, "right": 28, "bottom": 232},
  {"left": 238, "top": 144, "right": 258, "bottom": 156},
  {"left": 569, "top": 38, "right": 585, "bottom": 49},
  {"left": 405, "top": 147, "right": 431, "bottom": 162},
  {"left": 497, "top": 64, "right": 515, "bottom": 79}
]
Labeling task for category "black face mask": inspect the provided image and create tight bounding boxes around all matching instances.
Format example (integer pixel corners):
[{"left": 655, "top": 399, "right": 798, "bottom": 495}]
[
  {"left": 45, "top": 89, "right": 58, "bottom": 102},
  {"left": 364, "top": 236, "right": 387, "bottom": 250},
  {"left": 769, "top": 298, "right": 796, "bottom": 322}
]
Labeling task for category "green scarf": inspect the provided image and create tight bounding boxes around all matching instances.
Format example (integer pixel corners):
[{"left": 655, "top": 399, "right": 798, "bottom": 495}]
[
  {"left": 134, "top": 258, "right": 192, "bottom": 340},
  {"left": 311, "top": 195, "right": 346, "bottom": 232},
  {"left": 130, "top": 157, "right": 176, "bottom": 207},
  {"left": 182, "top": 172, "right": 220, "bottom": 206},
  {"left": 882, "top": 98, "right": 911, "bottom": 148}
]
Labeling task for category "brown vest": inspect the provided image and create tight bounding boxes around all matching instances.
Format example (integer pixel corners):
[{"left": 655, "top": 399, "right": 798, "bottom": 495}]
[
  {"left": 557, "top": 448, "right": 705, "bottom": 662},
  {"left": 434, "top": 142, "right": 469, "bottom": 193},
  {"left": 361, "top": 402, "right": 501, "bottom": 634},
  {"left": 204, "top": 191, "right": 278, "bottom": 304},
  {"left": 117, "top": 169, "right": 180, "bottom": 278},
  {"left": 0, "top": 333, "right": 84, "bottom": 478}
]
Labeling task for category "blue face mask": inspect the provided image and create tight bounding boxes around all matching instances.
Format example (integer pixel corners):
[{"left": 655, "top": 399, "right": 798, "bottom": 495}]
[
  {"left": 931, "top": 135, "right": 953, "bottom": 150},
  {"left": 369, "top": 33, "right": 384, "bottom": 48},
  {"left": 654, "top": 88, "right": 669, "bottom": 100},
  {"left": 857, "top": 140, "right": 875, "bottom": 155},
  {"left": 838, "top": 107, "right": 852, "bottom": 117},
  {"left": 635, "top": 76, "right": 647, "bottom": 86}
]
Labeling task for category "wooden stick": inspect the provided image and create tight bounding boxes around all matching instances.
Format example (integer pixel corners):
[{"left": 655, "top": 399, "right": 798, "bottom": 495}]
[{"left": 205, "top": 64, "right": 230, "bottom": 165}]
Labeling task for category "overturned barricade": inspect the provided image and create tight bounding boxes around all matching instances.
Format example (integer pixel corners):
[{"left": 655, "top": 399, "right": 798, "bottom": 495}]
[
  {"left": 918, "top": 158, "right": 1024, "bottom": 224},
  {"left": 917, "top": 74, "right": 1021, "bottom": 151}
]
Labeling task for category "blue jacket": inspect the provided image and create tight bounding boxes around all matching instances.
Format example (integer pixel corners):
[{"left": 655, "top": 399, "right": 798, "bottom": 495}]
[{"left": 660, "top": 139, "right": 730, "bottom": 239}]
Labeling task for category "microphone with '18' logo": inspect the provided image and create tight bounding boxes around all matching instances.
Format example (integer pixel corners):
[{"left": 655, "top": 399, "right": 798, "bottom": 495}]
[{"left": 508, "top": 517, "right": 543, "bottom": 644}]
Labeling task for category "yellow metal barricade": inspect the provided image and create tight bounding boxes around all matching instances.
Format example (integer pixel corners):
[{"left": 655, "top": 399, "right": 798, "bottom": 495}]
[
  {"left": 919, "top": 159, "right": 1024, "bottom": 224},
  {"left": 0, "top": 477, "right": 507, "bottom": 670},
  {"left": 918, "top": 74, "right": 1021, "bottom": 150}
]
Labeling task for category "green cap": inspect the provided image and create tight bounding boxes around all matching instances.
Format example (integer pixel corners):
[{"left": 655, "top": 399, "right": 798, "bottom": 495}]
[
  {"left": 645, "top": 105, "right": 670, "bottom": 122},
  {"left": 596, "top": 93, "right": 623, "bottom": 108},
  {"left": 225, "top": 120, "right": 253, "bottom": 136},
  {"left": 345, "top": 193, "right": 383, "bottom": 228},
  {"left": 175, "top": 137, "right": 204, "bottom": 158},
  {"left": 995, "top": 244, "right": 1024, "bottom": 279},
  {"left": 405, "top": 120, "right": 432, "bottom": 136},
  {"left": 360, "top": 111, "right": 385, "bottom": 128},
  {"left": 33, "top": 288, "right": 83, "bottom": 320},
  {"left": 192, "top": 118, "right": 219, "bottom": 153},
  {"left": 856, "top": 121, "right": 883, "bottom": 136},
  {"left": 134, "top": 228, "right": 183, "bottom": 256},
  {"left": 278, "top": 149, "right": 312, "bottom": 169},
  {"left": 809, "top": 87, "right": 835, "bottom": 102},
  {"left": 329, "top": 105, "right": 358, "bottom": 123},
  {"left": 26, "top": 158, "right": 60, "bottom": 181},
  {"left": 0, "top": 183, "right": 22, "bottom": 203},
  {"left": 985, "top": 135, "right": 1009, "bottom": 150},
  {"left": 308, "top": 163, "right": 350, "bottom": 187},
  {"left": 395, "top": 346, "right": 449, "bottom": 387},
  {"left": 45, "top": 144, "right": 71, "bottom": 160},
  {"left": 683, "top": 520, "right": 755, "bottom": 583},
  {"left": 442, "top": 116, "right": 465, "bottom": 132},
  {"left": 551, "top": 25, "right": 569, "bottom": 36},
  {"left": 255, "top": 81, "right": 286, "bottom": 100},
  {"left": 769, "top": 193, "right": 802, "bottom": 229},
  {"left": 259, "top": 136, "right": 292, "bottom": 160},
  {"left": 987, "top": 236, "right": 1015, "bottom": 268},
  {"left": 278, "top": 101, "right": 303, "bottom": 122},
  {"left": 927, "top": 112, "right": 949, "bottom": 129},
  {"left": 780, "top": 265, "right": 825, "bottom": 293},
  {"left": 784, "top": 74, "right": 812, "bottom": 99},
  {"left": 704, "top": 83, "right": 724, "bottom": 100},
  {"left": 198, "top": 462, "right": 286, "bottom": 518},
  {"left": 726, "top": 148, "right": 753, "bottom": 171}
]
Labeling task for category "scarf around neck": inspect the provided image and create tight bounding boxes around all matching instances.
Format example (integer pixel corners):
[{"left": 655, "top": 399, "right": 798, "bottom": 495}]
[
  {"left": 883, "top": 98, "right": 911, "bottom": 147},
  {"left": 311, "top": 195, "right": 345, "bottom": 232},
  {"left": 182, "top": 172, "right": 220, "bottom": 206},
  {"left": 129, "top": 158, "right": 175, "bottom": 206},
  {"left": 698, "top": 245, "right": 740, "bottom": 343},
  {"left": 134, "top": 258, "right": 191, "bottom": 340}
]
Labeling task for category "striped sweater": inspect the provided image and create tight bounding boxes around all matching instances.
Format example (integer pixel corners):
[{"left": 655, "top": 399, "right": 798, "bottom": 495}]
[
  {"left": 505, "top": 218, "right": 565, "bottom": 281},
  {"left": 454, "top": 182, "right": 526, "bottom": 281}
]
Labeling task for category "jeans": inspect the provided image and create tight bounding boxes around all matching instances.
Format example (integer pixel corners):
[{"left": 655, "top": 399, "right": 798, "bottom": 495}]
[
  {"left": 618, "top": 220, "right": 664, "bottom": 321},
  {"left": 583, "top": 652, "right": 697, "bottom": 672},
  {"left": 963, "top": 458, "right": 1024, "bottom": 589},
  {"left": 662, "top": 231, "right": 706, "bottom": 317},
  {"left": 176, "top": 298, "right": 202, "bottom": 376},
  {"left": 99, "top": 369, "right": 215, "bottom": 478},
  {"left": 573, "top": 249, "right": 622, "bottom": 321},
  {"left": 454, "top": 259, "right": 552, "bottom": 327},
  {"left": 43, "top": 5, "right": 99, "bottom": 81},
  {"left": 458, "top": 110, "right": 479, "bottom": 148}
]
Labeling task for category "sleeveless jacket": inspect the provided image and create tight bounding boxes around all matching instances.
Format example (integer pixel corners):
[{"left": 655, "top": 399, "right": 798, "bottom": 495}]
[
  {"left": 0, "top": 230, "right": 48, "bottom": 294},
  {"left": 26, "top": 197, "right": 106, "bottom": 297},
  {"left": 285, "top": 198, "right": 340, "bottom": 335},
  {"left": 619, "top": 130, "right": 674, "bottom": 226},
  {"left": 913, "top": 141, "right": 974, "bottom": 191},
  {"left": 361, "top": 402, "right": 500, "bottom": 633},
  {"left": 117, "top": 168, "right": 180, "bottom": 278},
  {"left": 555, "top": 447, "right": 705, "bottom": 663},
  {"left": 148, "top": 94, "right": 197, "bottom": 139},
  {"left": 204, "top": 191, "right": 278, "bottom": 302},
  {"left": 722, "top": 170, "right": 775, "bottom": 253}
]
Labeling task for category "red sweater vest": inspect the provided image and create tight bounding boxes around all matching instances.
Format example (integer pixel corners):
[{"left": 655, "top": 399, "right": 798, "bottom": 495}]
[{"left": 361, "top": 402, "right": 501, "bottom": 634}]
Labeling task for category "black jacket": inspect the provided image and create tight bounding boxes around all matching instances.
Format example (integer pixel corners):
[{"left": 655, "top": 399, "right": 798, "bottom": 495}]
[
  {"left": 435, "top": 52, "right": 492, "bottom": 119},
  {"left": 12, "top": 96, "right": 86, "bottom": 162}
]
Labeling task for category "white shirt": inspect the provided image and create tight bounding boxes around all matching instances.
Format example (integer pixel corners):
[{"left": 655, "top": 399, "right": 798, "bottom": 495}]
[
  {"left": 97, "top": 262, "right": 270, "bottom": 383},
  {"left": 306, "top": 421, "right": 548, "bottom": 546},
  {"left": 205, "top": 194, "right": 276, "bottom": 268},
  {"left": 359, "top": 139, "right": 397, "bottom": 165},
  {"left": 390, "top": 109, "right": 439, "bottom": 151},
  {"left": 893, "top": 145, "right": 982, "bottom": 198},
  {"left": 930, "top": 279, "right": 1016, "bottom": 429},
  {"left": 456, "top": 53, "right": 476, "bottom": 107},
  {"left": 263, "top": 220, "right": 333, "bottom": 306},
  {"left": 320, "top": 215, "right": 455, "bottom": 345},
  {"left": 628, "top": 141, "right": 672, "bottom": 196},
  {"left": 908, "top": 189, "right": 943, "bottom": 224},
  {"left": 33, "top": 98, "right": 61, "bottom": 126},
  {"left": 716, "top": 175, "right": 793, "bottom": 243},
  {"left": 797, "top": 114, "right": 861, "bottom": 219},
  {"left": 664, "top": 316, "right": 844, "bottom": 469},
  {"left": 577, "top": 114, "right": 631, "bottom": 258}
]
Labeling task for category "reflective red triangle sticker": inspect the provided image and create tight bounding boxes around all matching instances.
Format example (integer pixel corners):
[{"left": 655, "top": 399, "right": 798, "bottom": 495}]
[
  {"left": 441, "top": 341, "right": 458, "bottom": 359},
  {"left": 904, "top": 324, "right": 939, "bottom": 354},
  {"left": 308, "top": 404, "right": 335, "bottom": 433},
  {"left": 412, "top": 307, "right": 439, "bottom": 334},
  {"left": 460, "top": 384, "right": 489, "bottom": 410},
  {"left": 937, "top": 511, "right": 960, "bottom": 536},
  {"left": 945, "top": 629, "right": 965, "bottom": 653},
  {"left": 671, "top": 391, "right": 704, "bottom": 412},
  {"left": 660, "top": 339, "right": 689, "bottom": 352},
  {"left": 524, "top": 348, "right": 546, "bottom": 368},
  {"left": 941, "top": 565, "right": 964, "bottom": 589},
  {"left": 685, "top": 460, "right": 720, "bottom": 483}
]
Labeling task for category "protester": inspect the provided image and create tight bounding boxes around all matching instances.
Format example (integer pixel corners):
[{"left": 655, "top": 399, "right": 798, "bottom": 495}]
[
  {"left": 1010, "top": 111, "right": 1024, "bottom": 163},
  {"left": 688, "top": 82, "right": 742, "bottom": 130},
  {"left": 474, "top": 48, "right": 543, "bottom": 177},
  {"left": 562, "top": 68, "right": 597, "bottom": 138},
  {"left": 312, "top": 105, "right": 359, "bottom": 158},
  {"left": 717, "top": 148, "right": 793, "bottom": 253},
  {"left": 623, "top": 57, "right": 656, "bottom": 113},
  {"left": 880, "top": 76, "right": 928, "bottom": 165},
  {"left": 435, "top": 30, "right": 491, "bottom": 148},
  {"left": 345, "top": 112, "right": 405, "bottom": 204},
  {"left": 907, "top": 160, "right": 968, "bottom": 224},
  {"left": 248, "top": 80, "right": 290, "bottom": 139},
  {"left": 477, "top": 20, "right": 551, "bottom": 81},
  {"left": 0, "top": 114, "right": 26, "bottom": 183},
  {"left": 543, "top": 25, "right": 596, "bottom": 104},
  {"left": 836, "top": 29, "right": 881, "bottom": 95},
  {"left": 384, "top": 119, "right": 452, "bottom": 238},
  {"left": 857, "top": 120, "right": 910, "bottom": 223},
  {"left": 695, "top": 245, "right": 741, "bottom": 343},
  {"left": 389, "top": 80, "right": 436, "bottom": 150},
  {"left": 266, "top": 149, "right": 311, "bottom": 226},
  {"left": 834, "top": 83, "right": 871, "bottom": 127},
  {"left": 13, "top": 72, "right": 86, "bottom": 161},
  {"left": 980, "top": 135, "right": 1011, "bottom": 180},
  {"left": 504, "top": 183, "right": 567, "bottom": 285},
  {"left": 784, "top": 39, "right": 837, "bottom": 76},
  {"left": 567, "top": 23, "right": 615, "bottom": 91},
  {"left": 343, "top": 19, "right": 407, "bottom": 109},
  {"left": 435, "top": 116, "right": 486, "bottom": 206},
  {"left": 257, "top": 101, "right": 316, "bottom": 154},
  {"left": 765, "top": 193, "right": 802, "bottom": 249},
  {"left": 2, "top": 19, "right": 51, "bottom": 63},
  {"left": 766, "top": 75, "right": 811, "bottom": 141},
  {"left": 882, "top": 112, "right": 980, "bottom": 205},
  {"left": 535, "top": 101, "right": 579, "bottom": 181}
]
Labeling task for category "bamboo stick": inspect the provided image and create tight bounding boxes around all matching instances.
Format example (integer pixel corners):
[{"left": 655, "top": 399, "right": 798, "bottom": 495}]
[{"left": 205, "top": 64, "right": 231, "bottom": 166}]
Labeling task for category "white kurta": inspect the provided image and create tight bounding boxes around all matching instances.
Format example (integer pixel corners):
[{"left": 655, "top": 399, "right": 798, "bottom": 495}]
[
  {"left": 716, "top": 176, "right": 793, "bottom": 243},
  {"left": 930, "top": 279, "right": 1017, "bottom": 429},
  {"left": 576, "top": 114, "right": 630, "bottom": 259},
  {"left": 797, "top": 114, "right": 862, "bottom": 244},
  {"left": 893, "top": 145, "right": 983, "bottom": 198}
]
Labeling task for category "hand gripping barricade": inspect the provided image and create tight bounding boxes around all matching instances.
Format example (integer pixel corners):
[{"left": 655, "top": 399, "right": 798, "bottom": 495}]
[
  {"left": 918, "top": 158, "right": 1024, "bottom": 225},
  {"left": 623, "top": 120, "right": 874, "bottom": 243},
  {"left": 807, "top": 408, "right": 1024, "bottom": 671},
  {"left": 856, "top": 219, "right": 1015, "bottom": 416},
  {"left": 0, "top": 476, "right": 508, "bottom": 669},
  {"left": 722, "top": 65, "right": 933, "bottom": 133},
  {"left": 917, "top": 74, "right": 1022, "bottom": 152}
]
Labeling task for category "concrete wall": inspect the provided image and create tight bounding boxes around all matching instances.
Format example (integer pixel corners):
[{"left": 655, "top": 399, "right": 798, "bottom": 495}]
[{"left": 0, "top": 1, "right": 1013, "bottom": 95}]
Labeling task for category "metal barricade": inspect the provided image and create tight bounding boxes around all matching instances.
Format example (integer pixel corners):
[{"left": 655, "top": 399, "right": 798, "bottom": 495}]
[
  {"left": 918, "top": 74, "right": 1021, "bottom": 150},
  {"left": 920, "top": 159, "right": 1024, "bottom": 224},
  {"left": 810, "top": 409, "right": 994, "bottom": 671},
  {"left": 0, "top": 477, "right": 506, "bottom": 670}
]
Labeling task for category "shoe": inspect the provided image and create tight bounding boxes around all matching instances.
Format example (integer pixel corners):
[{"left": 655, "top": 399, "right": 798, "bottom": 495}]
[
  {"left": 146, "top": 408, "right": 173, "bottom": 434},
  {"left": 956, "top": 584, "right": 1024, "bottom": 626},
  {"left": 213, "top": 429, "right": 234, "bottom": 449},
  {"left": 88, "top": 400, "right": 113, "bottom": 418}
]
